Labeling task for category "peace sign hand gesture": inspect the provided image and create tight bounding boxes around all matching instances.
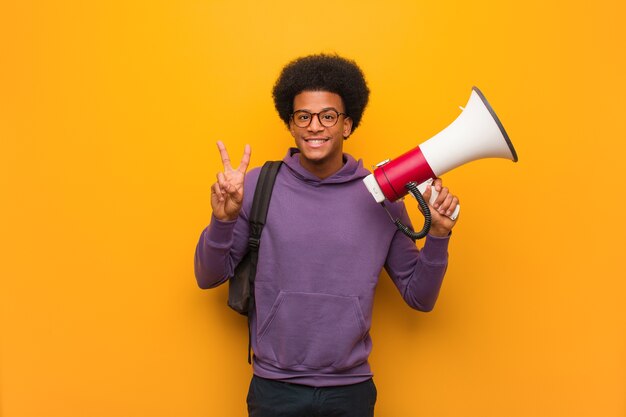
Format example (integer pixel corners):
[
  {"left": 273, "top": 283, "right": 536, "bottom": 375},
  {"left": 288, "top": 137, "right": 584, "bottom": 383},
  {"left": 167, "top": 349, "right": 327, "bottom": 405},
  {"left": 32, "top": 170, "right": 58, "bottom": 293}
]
[{"left": 211, "top": 141, "right": 251, "bottom": 221}]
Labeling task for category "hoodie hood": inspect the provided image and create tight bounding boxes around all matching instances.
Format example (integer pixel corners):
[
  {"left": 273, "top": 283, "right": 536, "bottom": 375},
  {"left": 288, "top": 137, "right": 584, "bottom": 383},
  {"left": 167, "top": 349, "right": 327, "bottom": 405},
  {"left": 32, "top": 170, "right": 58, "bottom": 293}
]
[{"left": 282, "top": 148, "right": 371, "bottom": 185}]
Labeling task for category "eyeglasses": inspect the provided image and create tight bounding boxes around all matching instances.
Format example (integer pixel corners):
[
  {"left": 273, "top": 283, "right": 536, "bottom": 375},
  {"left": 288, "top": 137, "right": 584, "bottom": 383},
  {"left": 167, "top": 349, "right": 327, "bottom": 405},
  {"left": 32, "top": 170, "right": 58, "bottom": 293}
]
[{"left": 290, "top": 109, "right": 347, "bottom": 128}]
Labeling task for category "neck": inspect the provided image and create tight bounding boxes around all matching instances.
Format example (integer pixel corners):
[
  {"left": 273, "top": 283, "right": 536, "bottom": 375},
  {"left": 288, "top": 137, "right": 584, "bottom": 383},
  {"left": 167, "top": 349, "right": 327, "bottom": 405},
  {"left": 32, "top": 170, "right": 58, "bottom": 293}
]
[{"left": 299, "top": 155, "right": 345, "bottom": 180}]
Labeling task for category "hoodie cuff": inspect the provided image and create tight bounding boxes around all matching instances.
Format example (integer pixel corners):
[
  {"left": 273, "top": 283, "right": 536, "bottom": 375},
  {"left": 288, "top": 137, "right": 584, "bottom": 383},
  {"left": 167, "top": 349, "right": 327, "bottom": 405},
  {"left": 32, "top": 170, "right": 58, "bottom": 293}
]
[
  {"left": 420, "top": 233, "right": 450, "bottom": 264},
  {"left": 204, "top": 214, "right": 237, "bottom": 248}
]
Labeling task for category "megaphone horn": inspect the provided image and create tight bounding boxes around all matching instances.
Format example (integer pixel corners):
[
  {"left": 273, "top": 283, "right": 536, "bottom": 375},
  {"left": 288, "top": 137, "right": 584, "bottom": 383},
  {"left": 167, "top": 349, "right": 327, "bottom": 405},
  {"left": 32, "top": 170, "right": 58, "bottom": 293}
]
[{"left": 363, "top": 86, "right": 518, "bottom": 239}]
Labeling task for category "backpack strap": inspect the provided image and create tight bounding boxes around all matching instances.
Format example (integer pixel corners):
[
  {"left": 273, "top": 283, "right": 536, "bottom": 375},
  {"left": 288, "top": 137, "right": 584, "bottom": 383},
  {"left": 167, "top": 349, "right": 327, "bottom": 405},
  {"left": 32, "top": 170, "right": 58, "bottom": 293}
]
[
  {"left": 245, "top": 160, "right": 282, "bottom": 363},
  {"left": 248, "top": 160, "right": 282, "bottom": 249}
]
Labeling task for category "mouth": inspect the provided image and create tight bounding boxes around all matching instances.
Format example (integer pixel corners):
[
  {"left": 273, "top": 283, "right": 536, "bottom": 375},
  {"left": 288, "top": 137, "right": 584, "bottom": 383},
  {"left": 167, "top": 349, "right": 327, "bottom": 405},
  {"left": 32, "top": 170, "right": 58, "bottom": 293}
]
[{"left": 304, "top": 137, "right": 330, "bottom": 145}]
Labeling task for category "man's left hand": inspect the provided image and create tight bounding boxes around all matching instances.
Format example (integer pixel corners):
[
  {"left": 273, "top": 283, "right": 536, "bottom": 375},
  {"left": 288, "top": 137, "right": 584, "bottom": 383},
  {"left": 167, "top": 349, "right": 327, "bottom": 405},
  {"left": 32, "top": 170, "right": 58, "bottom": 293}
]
[{"left": 421, "top": 178, "right": 459, "bottom": 237}]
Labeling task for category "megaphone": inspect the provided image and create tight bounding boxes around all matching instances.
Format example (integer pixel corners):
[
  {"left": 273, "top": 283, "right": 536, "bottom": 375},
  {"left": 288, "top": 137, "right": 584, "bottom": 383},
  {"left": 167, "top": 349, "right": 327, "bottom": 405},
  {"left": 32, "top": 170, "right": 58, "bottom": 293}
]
[{"left": 363, "top": 86, "right": 518, "bottom": 239}]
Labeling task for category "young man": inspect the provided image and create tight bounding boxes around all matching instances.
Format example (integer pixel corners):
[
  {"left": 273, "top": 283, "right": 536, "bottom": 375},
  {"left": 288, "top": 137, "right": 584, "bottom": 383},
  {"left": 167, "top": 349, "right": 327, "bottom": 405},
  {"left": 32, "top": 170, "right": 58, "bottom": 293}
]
[{"left": 195, "top": 54, "right": 459, "bottom": 417}]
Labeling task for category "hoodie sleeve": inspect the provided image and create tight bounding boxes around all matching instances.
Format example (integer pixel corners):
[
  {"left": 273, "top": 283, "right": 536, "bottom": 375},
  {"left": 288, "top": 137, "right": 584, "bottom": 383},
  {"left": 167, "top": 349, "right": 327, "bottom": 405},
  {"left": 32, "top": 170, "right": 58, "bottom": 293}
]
[
  {"left": 384, "top": 204, "right": 450, "bottom": 312},
  {"left": 193, "top": 214, "right": 250, "bottom": 289}
]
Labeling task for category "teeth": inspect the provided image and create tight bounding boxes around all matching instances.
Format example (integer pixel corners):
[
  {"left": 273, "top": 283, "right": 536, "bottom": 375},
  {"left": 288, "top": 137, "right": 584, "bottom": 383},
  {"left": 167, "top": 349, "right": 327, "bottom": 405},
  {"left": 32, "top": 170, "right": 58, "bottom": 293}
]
[{"left": 307, "top": 139, "right": 327, "bottom": 144}]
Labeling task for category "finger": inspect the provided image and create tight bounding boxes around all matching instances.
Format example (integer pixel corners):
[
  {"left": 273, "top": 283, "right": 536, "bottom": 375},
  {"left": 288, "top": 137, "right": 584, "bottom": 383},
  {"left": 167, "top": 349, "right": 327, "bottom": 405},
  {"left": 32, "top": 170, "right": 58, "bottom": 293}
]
[
  {"left": 216, "top": 141, "right": 234, "bottom": 171},
  {"left": 445, "top": 196, "right": 459, "bottom": 217},
  {"left": 216, "top": 172, "right": 233, "bottom": 194},
  {"left": 432, "top": 177, "right": 443, "bottom": 192},
  {"left": 237, "top": 144, "right": 252, "bottom": 174},
  {"left": 218, "top": 171, "right": 242, "bottom": 198},
  {"left": 211, "top": 182, "right": 224, "bottom": 202},
  {"left": 432, "top": 187, "right": 449, "bottom": 209},
  {"left": 437, "top": 193, "right": 454, "bottom": 214}
]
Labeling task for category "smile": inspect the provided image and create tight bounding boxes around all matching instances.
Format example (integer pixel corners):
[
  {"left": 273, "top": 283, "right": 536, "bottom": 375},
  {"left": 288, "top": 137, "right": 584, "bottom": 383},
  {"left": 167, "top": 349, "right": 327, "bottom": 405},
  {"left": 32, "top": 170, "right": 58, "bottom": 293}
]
[{"left": 304, "top": 138, "right": 330, "bottom": 144}]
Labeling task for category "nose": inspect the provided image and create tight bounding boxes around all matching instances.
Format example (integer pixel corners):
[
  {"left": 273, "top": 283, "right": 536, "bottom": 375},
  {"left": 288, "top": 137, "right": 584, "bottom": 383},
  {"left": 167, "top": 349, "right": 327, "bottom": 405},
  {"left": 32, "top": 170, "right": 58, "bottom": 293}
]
[{"left": 307, "top": 114, "right": 324, "bottom": 132}]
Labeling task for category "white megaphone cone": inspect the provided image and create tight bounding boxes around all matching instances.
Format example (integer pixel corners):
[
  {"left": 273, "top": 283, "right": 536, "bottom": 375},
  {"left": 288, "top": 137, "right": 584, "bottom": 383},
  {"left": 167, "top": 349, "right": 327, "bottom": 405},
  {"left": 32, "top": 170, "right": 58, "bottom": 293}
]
[{"left": 363, "top": 86, "right": 518, "bottom": 239}]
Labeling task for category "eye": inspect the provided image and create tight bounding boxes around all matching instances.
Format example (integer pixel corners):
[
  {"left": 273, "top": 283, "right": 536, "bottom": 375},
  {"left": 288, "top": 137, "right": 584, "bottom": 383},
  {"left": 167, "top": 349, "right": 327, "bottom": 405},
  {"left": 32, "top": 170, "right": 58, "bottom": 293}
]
[
  {"left": 296, "top": 112, "right": 310, "bottom": 121},
  {"left": 321, "top": 111, "right": 337, "bottom": 121}
]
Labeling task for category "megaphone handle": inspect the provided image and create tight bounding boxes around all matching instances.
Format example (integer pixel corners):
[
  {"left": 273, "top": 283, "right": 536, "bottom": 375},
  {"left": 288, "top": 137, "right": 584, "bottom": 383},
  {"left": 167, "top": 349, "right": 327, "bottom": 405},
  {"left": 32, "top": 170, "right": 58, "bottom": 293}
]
[{"left": 417, "top": 179, "right": 460, "bottom": 221}]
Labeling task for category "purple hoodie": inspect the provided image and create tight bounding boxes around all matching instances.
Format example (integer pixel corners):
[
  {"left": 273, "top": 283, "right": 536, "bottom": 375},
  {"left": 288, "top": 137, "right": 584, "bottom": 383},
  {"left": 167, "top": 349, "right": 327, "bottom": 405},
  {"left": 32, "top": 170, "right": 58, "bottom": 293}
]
[{"left": 195, "top": 149, "right": 449, "bottom": 387}]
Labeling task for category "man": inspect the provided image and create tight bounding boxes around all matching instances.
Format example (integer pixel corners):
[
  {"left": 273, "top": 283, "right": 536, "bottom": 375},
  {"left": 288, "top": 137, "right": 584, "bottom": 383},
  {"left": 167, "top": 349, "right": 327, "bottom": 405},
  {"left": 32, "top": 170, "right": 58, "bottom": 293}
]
[{"left": 195, "top": 54, "right": 459, "bottom": 417}]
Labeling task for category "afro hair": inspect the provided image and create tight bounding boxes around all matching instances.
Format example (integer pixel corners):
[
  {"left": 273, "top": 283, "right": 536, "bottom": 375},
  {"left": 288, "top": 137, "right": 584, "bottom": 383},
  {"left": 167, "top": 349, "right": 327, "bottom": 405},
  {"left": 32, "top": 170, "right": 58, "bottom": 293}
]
[{"left": 272, "top": 54, "right": 370, "bottom": 133}]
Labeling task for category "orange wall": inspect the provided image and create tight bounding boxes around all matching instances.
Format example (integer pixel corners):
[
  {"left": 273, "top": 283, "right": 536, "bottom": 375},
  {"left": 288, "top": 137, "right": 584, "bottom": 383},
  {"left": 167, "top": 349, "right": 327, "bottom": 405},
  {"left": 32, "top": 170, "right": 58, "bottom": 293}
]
[{"left": 2, "top": 1, "right": 625, "bottom": 416}]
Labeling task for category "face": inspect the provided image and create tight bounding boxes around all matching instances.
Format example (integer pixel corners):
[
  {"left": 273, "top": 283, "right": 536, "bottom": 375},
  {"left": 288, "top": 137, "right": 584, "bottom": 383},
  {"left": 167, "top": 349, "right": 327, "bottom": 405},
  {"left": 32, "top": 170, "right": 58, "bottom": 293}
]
[{"left": 289, "top": 91, "right": 353, "bottom": 178}]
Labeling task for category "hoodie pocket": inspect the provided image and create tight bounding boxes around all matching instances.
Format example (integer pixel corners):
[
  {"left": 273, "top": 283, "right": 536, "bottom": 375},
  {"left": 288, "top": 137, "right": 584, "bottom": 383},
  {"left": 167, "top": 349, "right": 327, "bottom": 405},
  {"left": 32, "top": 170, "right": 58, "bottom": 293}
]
[{"left": 256, "top": 291, "right": 369, "bottom": 371}]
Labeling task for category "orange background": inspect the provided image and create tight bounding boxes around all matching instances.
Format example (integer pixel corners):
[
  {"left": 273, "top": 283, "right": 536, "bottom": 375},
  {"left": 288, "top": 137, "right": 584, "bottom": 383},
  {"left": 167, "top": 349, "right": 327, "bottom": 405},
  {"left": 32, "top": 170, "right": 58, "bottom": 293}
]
[{"left": 2, "top": 1, "right": 625, "bottom": 416}]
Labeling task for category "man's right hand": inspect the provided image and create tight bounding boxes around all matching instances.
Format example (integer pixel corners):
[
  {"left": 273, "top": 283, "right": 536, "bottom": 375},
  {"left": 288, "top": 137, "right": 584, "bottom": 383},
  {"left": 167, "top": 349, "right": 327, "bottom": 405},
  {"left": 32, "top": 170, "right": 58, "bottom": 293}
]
[{"left": 211, "top": 141, "right": 251, "bottom": 221}]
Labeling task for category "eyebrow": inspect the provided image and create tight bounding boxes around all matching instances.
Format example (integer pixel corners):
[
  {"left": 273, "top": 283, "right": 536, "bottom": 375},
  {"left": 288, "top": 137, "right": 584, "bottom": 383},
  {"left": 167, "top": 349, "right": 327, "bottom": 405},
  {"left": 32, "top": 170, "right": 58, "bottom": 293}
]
[{"left": 293, "top": 107, "right": 341, "bottom": 113}]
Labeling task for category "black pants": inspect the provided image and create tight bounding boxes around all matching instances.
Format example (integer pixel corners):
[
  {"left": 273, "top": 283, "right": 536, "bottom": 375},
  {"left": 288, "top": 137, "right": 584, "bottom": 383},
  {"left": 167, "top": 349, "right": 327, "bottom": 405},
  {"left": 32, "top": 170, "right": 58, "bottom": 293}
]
[{"left": 247, "top": 375, "right": 377, "bottom": 417}]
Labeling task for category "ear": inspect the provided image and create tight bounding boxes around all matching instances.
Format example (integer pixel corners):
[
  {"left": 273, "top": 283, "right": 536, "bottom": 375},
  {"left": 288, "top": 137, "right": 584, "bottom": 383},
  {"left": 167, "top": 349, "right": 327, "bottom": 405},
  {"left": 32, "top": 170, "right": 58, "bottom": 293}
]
[{"left": 342, "top": 117, "right": 353, "bottom": 139}]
